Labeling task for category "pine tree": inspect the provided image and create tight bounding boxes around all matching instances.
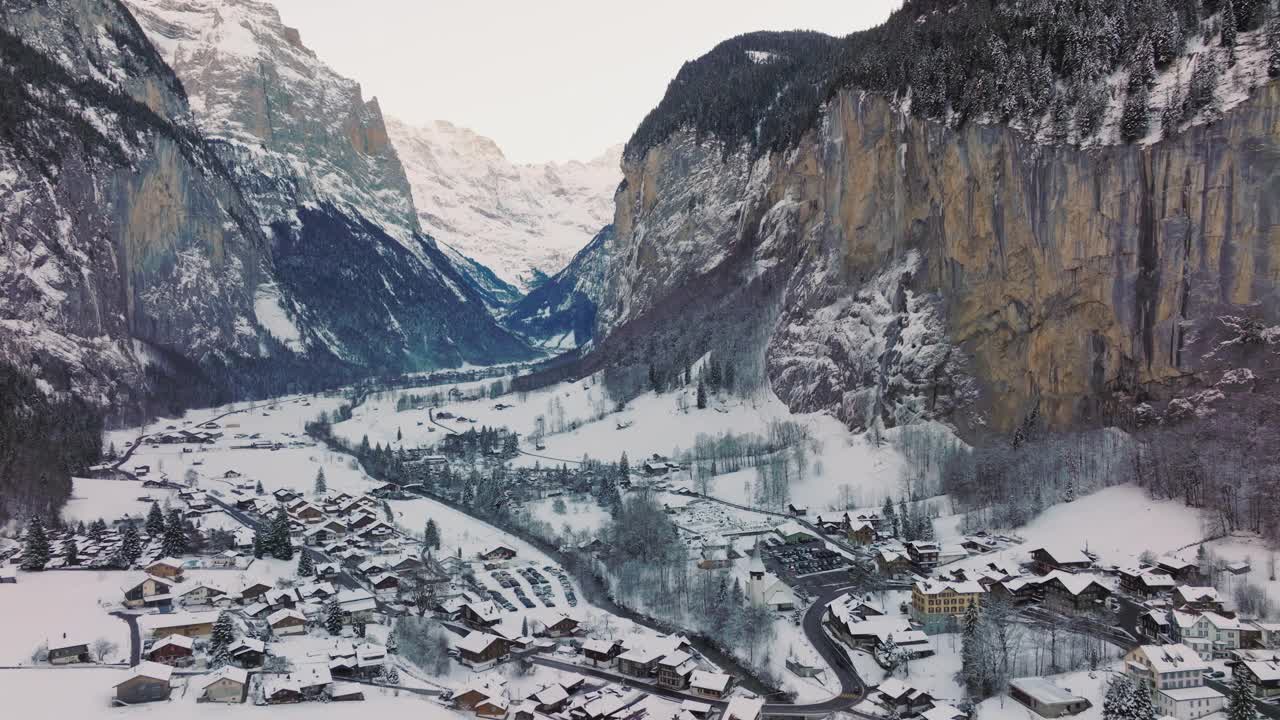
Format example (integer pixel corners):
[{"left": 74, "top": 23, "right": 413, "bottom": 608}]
[
  {"left": 423, "top": 519, "right": 441, "bottom": 550},
  {"left": 269, "top": 510, "right": 293, "bottom": 561},
  {"left": 1104, "top": 673, "right": 1153, "bottom": 720},
  {"left": 161, "top": 509, "right": 187, "bottom": 557},
  {"left": 145, "top": 502, "right": 165, "bottom": 537},
  {"left": 61, "top": 535, "right": 79, "bottom": 566},
  {"left": 209, "top": 612, "right": 236, "bottom": 667},
  {"left": 88, "top": 518, "right": 107, "bottom": 542},
  {"left": 297, "top": 552, "right": 315, "bottom": 578},
  {"left": 120, "top": 523, "right": 142, "bottom": 566},
  {"left": 882, "top": 497, "right": 898, "bottom": 538},
  {"left": 1188, "top": 52, "right": 1221, "bottom": 117},
  {"left": 961, "top": 600, "right": 988, "bottom": 698},
  {"left": 618, "top": 452, "right": 630, "bottom": 481},
  {"left": 314, "top": 467, "right": 327, "bottom": 496},
  {"left": 252, "top": 528, "right": 267, "bottom": 559},
  {"left": 1228, "top": 670, "right": 1258, "bottom": 720},
  {"left": 352, "top": 617, "right": 366, "bottom": 638},
  {"left": 696, "top": 381, "right": 707, "bottom": 409},
  {"left": 397, "top": 427, "right": 403, "bottom": 442},
  {"left": 324, "top": 598, "right": 344, "bottom": 635},
  {"left": 898, "top": 498, "right": 913, "bottom": 541},
  {"left": 1162, "top": 84, "right": 1185, "bottom": 138},
  {"left": 1132, "top": 38, "right": 1157, "bottom": 89},
  {"left": 1121, "top": 84, "right": 1151, "bottom": 142},
  {"left": 1223, "top": 0, "right": 1239, "bottom": 57},
  {"left": 1268, "top": 16, "right": 1280, "bottom": 77},
  {"left": 255, "top": 480, "right": 264, "bottom": 495}
]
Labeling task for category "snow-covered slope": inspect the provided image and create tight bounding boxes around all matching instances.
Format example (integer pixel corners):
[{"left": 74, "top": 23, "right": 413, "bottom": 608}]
[{"left": 387, "top": 118, "right": 621, "bottom": 291}]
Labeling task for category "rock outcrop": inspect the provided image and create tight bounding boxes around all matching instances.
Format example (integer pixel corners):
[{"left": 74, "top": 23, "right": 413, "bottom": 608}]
[{"left": 593, "top": 83, "right": 1280, "bottom": 434}]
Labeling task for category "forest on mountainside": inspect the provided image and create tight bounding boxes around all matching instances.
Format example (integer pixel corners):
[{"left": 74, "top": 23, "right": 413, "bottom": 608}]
[{"left": 627, "top": 0, "right": 1280, "bottom": 160}]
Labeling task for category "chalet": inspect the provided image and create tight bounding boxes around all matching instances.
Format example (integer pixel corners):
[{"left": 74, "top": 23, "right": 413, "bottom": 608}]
[
  {"left": 1120, "top": 568, "right": 1177, "bottom": 597},
  {"left": 268, "top": 609, "right": 308, "bottom": 636},
  {"left": 689, "top": 670, "right": 733, "bottom": 700},
  {"left": 1224, "top": 561, "right": 1252, "bottom": 576},
  {"left": 655, "top": 651, "right": 699, "bottom": 690},
  {"left": 773, "top": 521, "right": 818, "bottom": 545},
  {"left": 1157, "top": 557, "right": 1201, "bottom": 584},
  {"left": 336, "top": 589, "right": 379, "bottom": 624},
  {"left": 618, "top": 647, "right": 665, "bottom": 678},
  {"left": 454, "top": 678, "right": 508, "bottom": 710},
  {"left": 210, "top": 550, "right": 242, "bottom": 569},
  {"left": 121, "top": 574, "right": 174, "bottom": 609},
  {"left": 148, "top": 635, "right": 195, "bottom": 665},
  {"left": 461, "top": 601, "right": 503, "bottom": 629},
  {"left": 1008, "top": 677, "right": 1092, "bottom": 717},
  {"left": 476, "top": 696, "right": 510, "bottom": 719},
  {"left": 1028, "top": 546, "right": 1092, "bottom": 575},
  {"left": 228, "top": 638, "right": 266, "bottom": 668},
  {"left": 329, "top": 683, "right": 365, "bottom": 701},
  {"left": 1237, "top": 659, "right": 1280, "bottom": 699},
  {"left": 479, "top": 545, "right": 518, "bottom": 562},
  {"left": 906, "top": 540, "right": 942, "bottom": 568},
  {"left": 368, "top": 573, "right": 400, "bottom": 595},
  {"left": 456, "top": 632, "right": 510, "bottom": 667},
  {"left": 528, "top": 684, "right": 570, "bottom": 713},
  {"left": 47, "top": 636, "right": 90, "bottom": 664},
  {"left": 582, "top": 638, "right": 623, "bottom": 666},
  {"left": 698, "top": 544, "right": 733, "bottom": 570},
  {"left": 1141, "top": 610, "right": 1173, "bottom": 641},
  {"left": 267, "top": 588, "right": 298, "bottom": 609},
  {"left": 199, "top": 666, "right": 249, "bottom": 703},
  {"left": 114, "top": 661, "right": 173, "bottom": 704},
  {"left": 1039, "top": 572, "right": 1111, "bottom": 614},
  {"left": 848, "top": 521, "right": 876, "bottom": 546},
  {"left": 724, "top": 697, "right": 766, "bottom": 720},
  {"left": 534, "top": 612, "right": 581, "bottom": 638},
  {"left": 814, "top": 511, "right": 850, "bottom": 534},
  {"left": 876, "top": 548, "right": 912, "bottom": 577},
  {"left": 262, "top": 664, "right": 332, "bottom": 703},
  {"left": 1172, "top": 586, "right": 1224, "bottom": 613},
  {"left": 870, "top": 678, "right": 935, "bottom": 716},
  {"left": 141, "top": 611, "right": 219, "bottom": 638},
  {"left": 989, "top": 576, "right": 1044, "bottom": 606},
  {"left": 297, "top": 582, "right": 337, "bottom": 601},
  {"left": 177, "top": 582, "right": 226, "bottom": 606},
  {"left": 239, "top": 582, "right": 272, "bottom": 604},
  {"left": 787, "top": 503, "right": 809, "bottom": 517}
]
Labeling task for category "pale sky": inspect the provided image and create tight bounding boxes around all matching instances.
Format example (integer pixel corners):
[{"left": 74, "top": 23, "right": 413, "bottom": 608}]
[{"left": 269, "top": 0, "right": 900, "bottom": 164}]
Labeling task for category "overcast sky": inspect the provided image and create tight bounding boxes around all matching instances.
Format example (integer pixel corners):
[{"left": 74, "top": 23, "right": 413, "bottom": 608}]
[{"left": 269, "top": 0, "right": 900, "bottom": 164}]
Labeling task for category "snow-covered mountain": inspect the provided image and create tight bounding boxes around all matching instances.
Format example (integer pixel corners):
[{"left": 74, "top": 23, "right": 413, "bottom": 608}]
[
  {"left": 386, "top": 118, "right": 621, "bottom": 292},
  {"left": 123, "top": 0, "right": 534, "bottom": 371}
]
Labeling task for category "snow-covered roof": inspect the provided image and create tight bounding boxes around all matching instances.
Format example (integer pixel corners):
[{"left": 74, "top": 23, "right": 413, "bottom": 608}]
[
  {"left": 1009, "top": 677, "right": 1087, "bottom": 705},
  {"left": 1174, "top": 586, "right": 1219, "bottom": 603},
  {"left": 152, "top": 635, "right": 195, "bottom": 652},
  {"left": 1242, "top": 660, "right": 1280, "bottom": 683},
  {"left": 140, "top": 610, "right": 218, "bottom": 632},
  {"left": 456, "top": 631, "right": 504, "bottom": 654},
  {"left": 116, "top": 661, "right": 173, "bottom": 685},
  {"left": 1158, "top": 686, "right": 1224, "bottom": 701},
  {"left": 688, "top": 670, "right": 731, "bottom": 694},
  {"left": 267, "top": 608, "right": 306, "bottom": 625},
  {"left": 724, "top": 697, "right": 765, "bottom": 720},
  {"left": 1132, "top": 644, "right": 1208, "bottom": 674},
  {"left": 1030, "top": 545, "right": 1091, "bottom": 565},
  {"left": 1042, "top": 571, "right": 1108, "bottom": 596},
  {"left": 199, "top": 665, "right": 248, "bottom": 689},
  {"left": 914, "top": 579, "right": 985, "bottom": 595}
]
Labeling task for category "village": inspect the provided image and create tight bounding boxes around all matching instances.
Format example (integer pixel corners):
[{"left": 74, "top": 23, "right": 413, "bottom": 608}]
[{"left": 2, "top": 373, "right": 1279, "bottom": 720}]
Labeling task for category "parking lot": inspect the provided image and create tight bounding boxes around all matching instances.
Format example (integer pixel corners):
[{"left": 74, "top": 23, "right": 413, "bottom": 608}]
[
  {"left": 763, "top": 540, "right": 853, "bottom": 582},
  {"left": 472, "top": 560, "right": 579, "bottom": 613}
]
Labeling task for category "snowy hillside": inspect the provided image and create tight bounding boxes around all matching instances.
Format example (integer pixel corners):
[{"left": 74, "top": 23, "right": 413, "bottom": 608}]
[{"left": 387, "top": 118, "right": 621, "bottom": 291}]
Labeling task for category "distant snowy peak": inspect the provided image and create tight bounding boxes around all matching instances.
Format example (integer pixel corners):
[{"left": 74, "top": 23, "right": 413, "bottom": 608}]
[{"left": 387, "top": 117, "right": 621, "bottom": 290}]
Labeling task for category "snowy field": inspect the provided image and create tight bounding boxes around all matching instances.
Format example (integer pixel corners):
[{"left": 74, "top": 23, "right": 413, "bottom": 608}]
[
  {"left": 0, "top": 571, "right": 133, "bottom": 665},
  {"left": 936, "top": 484, "right": 1207, "bottom": 580},
  {"left": 524, "top": 494, "right": 611, "bottom": 535},
  {"left": 332, "top": 373, "right": 911, "bottom": 514},
  {"left": 61, "top": 477, "right": 178, "bottom": 525},
  {"left": 0, "top": 667, "right": 468, "bottom": 719}
]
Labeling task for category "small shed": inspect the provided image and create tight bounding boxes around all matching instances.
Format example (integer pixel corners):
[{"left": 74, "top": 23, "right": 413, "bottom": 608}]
[{"left": 114, "top": 661, "right": 173, "bottom": 704}]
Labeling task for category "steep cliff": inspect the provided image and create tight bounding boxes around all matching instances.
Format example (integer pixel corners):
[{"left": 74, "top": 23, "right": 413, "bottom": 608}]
[
  {"left": 593, "top": 73, "right": 1280, "bottom": 436},
  {"left": 0, "top": 0, "right": 273, "bottom": 416},
  {"left": 124, "top": 0, "right": 534, "bottom": 369}
]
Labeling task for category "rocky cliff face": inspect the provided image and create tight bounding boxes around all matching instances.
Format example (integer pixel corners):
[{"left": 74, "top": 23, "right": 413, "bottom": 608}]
[
  {"left": 387, "top": 118, "right": 621, "bottom": 293},
  {"left": 122, "top": 0, "right": 534, "bottom": 371},
  {"left": 596, "top": 83, "right": 1280, "bottom": 434},
  {"left": 0, "top": 0, "right": 272, "bottom": 414}
]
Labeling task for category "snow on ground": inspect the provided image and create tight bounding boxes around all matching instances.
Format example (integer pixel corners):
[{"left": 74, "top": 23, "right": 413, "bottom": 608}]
[
  {"left": 61, "top": 477, "right": 177, "bottom": 525},
  {"left": 976, "top": 667, "right": 1119, "bottom": 720},
  {"left": 525, "top": 494, "right": 611, "bottom": 536},
  {"left": 936, "top": 484, "right": 1206, "bottom": 580},
  {"left": 0, "top": 571, "right": 132, "bottom": 665},
  {"left": 333, "top": 374, "right": 910, "bottom": 514},
  {"left": 0, "top": 667, "right": 468, "bottom": 719},
  {"left": 1166, "top": 534, "right": 1280, "bottom": 613}
]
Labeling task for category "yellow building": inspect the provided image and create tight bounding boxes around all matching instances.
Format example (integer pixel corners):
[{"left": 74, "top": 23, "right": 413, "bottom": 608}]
[{"left": 910, "top": 580, "right": 985, "bottom": 631}]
